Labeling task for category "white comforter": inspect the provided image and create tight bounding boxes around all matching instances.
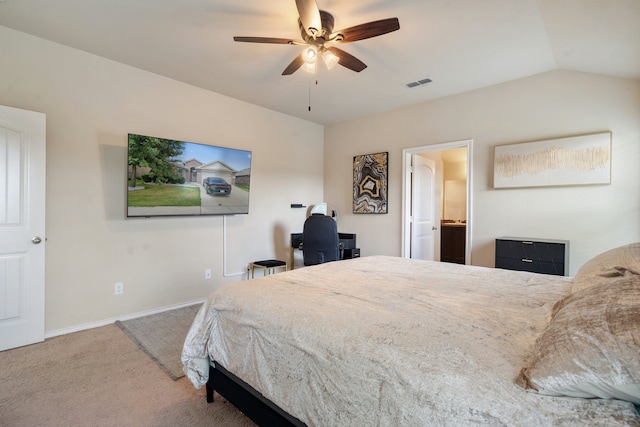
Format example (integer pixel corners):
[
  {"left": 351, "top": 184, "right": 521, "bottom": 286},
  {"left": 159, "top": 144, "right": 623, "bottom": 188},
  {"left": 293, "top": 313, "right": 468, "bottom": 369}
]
[{"left": 182, "top": 256, "right": 640, "bottom": 426}]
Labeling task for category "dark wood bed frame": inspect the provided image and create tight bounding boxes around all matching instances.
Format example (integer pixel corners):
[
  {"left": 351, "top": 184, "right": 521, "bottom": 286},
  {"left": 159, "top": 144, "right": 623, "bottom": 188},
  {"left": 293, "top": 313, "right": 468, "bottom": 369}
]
[{"left": 206, "top": 361, "right": 306, "bottom": 426}]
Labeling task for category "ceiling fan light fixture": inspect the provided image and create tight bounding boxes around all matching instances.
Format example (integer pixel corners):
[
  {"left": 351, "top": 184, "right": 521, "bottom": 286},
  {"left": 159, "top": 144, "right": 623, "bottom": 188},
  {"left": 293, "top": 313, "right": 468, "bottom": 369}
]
[
  {"left": 302, "top": 45, "right": 318, "bottom": 64},
  {"left": 321, "top": 48, "right": 339, "bottom": 70},
  {"left": 234, "top": 2, "right": 400, "bottom": 76},
  {"left": 302, "top": 61, "right": 317, "bottom": 73}
]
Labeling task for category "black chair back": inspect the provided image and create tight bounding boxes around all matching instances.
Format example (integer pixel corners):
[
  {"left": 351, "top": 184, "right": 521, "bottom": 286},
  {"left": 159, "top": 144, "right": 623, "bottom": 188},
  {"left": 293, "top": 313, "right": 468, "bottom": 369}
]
[{"left": 302, "top": 214, "right": 340, "bottom": 266}]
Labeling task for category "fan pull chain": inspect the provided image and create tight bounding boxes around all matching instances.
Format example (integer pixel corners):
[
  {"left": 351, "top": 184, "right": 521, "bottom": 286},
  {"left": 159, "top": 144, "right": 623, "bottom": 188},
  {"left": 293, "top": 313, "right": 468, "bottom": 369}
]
[{"left": 308, "top": 79, "right": 318, "bottom": 112}]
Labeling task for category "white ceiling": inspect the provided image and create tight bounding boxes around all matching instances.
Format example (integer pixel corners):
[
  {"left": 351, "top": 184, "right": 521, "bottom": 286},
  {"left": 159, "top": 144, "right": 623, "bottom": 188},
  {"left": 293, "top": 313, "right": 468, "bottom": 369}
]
[{"left": 1, "top": 0, "right": 639, "bottom": 125}]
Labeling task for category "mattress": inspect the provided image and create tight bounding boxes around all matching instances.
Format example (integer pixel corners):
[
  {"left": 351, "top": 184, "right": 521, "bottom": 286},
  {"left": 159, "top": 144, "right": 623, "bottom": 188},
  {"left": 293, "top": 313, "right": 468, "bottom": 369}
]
[{"left": 182, "top": 255, "right": 640, "bottom": 426}]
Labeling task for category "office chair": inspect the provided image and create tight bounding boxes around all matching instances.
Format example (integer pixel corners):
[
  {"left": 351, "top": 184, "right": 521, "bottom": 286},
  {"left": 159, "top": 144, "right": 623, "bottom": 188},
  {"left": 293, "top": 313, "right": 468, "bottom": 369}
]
[{"left": 302, "top": 213, "right": 341, "bottom": 266}]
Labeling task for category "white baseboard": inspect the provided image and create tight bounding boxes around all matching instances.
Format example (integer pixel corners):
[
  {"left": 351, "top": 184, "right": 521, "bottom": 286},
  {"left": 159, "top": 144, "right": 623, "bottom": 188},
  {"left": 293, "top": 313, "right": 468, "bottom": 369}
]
[{"left": 44, "top": 299, "right": 205, "bottom": 339}]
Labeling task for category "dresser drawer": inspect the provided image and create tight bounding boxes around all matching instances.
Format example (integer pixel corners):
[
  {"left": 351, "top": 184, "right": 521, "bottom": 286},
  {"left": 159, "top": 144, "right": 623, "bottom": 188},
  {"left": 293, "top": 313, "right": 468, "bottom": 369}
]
[
  {"left": 495, "top": 256, "right": 566, "bottom": 276},
  {"left": 495, "top": 238, "right": 569, "bottom": 276}
]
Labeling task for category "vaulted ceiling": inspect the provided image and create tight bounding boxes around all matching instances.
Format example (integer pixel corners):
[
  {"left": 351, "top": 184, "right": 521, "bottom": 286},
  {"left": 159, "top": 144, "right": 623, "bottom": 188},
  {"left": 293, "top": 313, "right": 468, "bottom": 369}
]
[{"left": 1, "top": 0, "right": 639, "bottom": 125}]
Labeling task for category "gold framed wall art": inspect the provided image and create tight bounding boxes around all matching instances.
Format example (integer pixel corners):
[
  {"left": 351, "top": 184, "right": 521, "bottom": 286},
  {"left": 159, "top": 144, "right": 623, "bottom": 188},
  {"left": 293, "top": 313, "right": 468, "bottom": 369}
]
[
  {"left": 494, "top": 132, "right": 611, "bottom": 189},
  {"left": 353, "top": 152, "right": 388, "bottom": 214}
]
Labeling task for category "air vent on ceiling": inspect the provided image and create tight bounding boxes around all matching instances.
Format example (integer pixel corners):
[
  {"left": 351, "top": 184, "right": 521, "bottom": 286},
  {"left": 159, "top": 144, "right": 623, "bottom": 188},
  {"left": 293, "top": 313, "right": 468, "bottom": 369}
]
[{"left": 406, "top": 77, "right": 433, "bottom": 88}]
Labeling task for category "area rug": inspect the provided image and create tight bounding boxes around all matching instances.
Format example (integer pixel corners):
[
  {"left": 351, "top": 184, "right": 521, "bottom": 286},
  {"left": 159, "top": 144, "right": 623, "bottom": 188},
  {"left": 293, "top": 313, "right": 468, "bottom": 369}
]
[{"left": 116, "top": 303, "right": 201, "bottom": 380}]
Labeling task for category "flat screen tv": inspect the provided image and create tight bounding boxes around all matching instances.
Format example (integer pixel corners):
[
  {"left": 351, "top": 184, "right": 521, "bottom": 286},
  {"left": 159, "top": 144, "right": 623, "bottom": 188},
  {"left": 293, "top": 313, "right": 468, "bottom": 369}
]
[{"left": 127, "top": 133, "right": 251, "bottom": 217}]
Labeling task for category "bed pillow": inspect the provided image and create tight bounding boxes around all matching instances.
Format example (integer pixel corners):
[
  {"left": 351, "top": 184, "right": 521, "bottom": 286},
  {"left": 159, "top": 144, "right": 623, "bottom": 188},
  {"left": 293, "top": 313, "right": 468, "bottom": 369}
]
[
  {"left": 572, "top": 242, "right": 640, "bottom": 293},
  {"left": 516, "top": 274, "right": 640, "bottom": 404}
]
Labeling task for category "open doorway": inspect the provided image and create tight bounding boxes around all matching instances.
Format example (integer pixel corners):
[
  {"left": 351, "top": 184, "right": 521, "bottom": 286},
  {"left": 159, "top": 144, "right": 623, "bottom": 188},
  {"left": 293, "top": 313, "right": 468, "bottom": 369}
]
[{"left": 402, "top": 140, "right": 473, "bottom": 264}]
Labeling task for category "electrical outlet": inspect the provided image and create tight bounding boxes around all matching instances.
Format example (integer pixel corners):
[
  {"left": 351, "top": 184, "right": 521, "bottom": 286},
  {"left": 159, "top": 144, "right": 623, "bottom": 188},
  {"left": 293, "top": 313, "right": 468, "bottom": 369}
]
[
  {"left": 204, "top": 269, "right": 212, "bottom": 280},
  {"left": 114, "top": 282, "right": 124, "bottom": 295}
]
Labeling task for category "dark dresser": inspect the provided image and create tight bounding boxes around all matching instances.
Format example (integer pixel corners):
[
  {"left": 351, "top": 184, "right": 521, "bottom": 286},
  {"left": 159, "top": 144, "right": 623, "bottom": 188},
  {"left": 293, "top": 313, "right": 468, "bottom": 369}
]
[{"left": 495, "top": 237, "right": 569, "bottom": 276}]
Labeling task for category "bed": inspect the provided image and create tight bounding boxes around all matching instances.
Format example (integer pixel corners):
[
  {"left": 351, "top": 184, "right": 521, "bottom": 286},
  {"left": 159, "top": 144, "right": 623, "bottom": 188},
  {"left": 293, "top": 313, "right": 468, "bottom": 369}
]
[{"left": 182, "top": 244, "right": 640, "bottom": 426}]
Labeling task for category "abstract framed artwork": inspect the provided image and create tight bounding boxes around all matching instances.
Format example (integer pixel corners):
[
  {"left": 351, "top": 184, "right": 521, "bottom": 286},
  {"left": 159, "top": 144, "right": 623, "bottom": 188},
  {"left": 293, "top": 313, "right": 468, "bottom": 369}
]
[
  {"left": 493, "top": 132, "right": 611, "bottom": 189},
  {"left": 353, "top": 152, "right": 388, "bottom": 214}
]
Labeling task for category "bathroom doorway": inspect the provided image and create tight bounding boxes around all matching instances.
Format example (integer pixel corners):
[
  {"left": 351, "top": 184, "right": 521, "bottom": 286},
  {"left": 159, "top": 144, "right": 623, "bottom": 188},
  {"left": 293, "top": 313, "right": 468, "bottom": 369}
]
[{"left": 402, "top": 140, "right": 472, "bottom": 264}]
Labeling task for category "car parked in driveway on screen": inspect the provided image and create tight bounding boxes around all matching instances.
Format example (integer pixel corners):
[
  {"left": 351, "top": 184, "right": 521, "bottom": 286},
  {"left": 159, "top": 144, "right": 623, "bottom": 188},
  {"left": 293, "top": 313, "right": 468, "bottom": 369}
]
[{"left": 203, "top": 177, "right": 232, "bottom": 195}]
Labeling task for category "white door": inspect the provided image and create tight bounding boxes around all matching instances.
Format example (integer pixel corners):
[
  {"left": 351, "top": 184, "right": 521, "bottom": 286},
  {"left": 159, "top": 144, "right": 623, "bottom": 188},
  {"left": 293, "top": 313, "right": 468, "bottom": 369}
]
[
  {"left": 410, "top": 155, "right": 437, "bottom": 260},
  {"left": 0, "top": 105, "right": 46, "bottom": 351}
]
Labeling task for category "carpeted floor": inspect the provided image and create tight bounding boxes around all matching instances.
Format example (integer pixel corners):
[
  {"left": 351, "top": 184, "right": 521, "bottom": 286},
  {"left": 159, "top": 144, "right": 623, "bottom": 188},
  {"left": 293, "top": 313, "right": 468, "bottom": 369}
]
[
  {"left": 0, "top": 320, "right": 255, "bottom": 426},
  {"left": 116, "top": 304, "right": 201, "bottom": 380}
]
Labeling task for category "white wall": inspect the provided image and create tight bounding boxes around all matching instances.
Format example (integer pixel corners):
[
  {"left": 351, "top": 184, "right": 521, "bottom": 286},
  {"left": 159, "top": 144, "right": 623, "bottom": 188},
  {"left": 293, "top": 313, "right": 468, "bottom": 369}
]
[
  {"left": 2, "top": 24, "right": 638, "bottom": 333},
  {"left": 0, "top": 26, "right": 324, "bottom": 333},
  {"left": 325, "top": 70, "right": 640, "bottom": 275}
]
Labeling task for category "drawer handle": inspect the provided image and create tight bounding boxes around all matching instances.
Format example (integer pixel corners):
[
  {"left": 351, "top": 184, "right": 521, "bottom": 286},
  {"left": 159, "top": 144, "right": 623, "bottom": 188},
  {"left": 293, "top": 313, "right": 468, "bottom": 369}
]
[
  {"left": 522, "top": 241, "right": 534, "bottom": 245},
  {"left": 522, "top": 258, "right": 533, "bottom": 263}
]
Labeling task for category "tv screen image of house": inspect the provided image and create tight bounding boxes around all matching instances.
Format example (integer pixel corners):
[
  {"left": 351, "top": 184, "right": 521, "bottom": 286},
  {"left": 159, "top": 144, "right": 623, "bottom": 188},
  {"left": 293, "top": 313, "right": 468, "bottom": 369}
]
[{"left": 127, "top": 133, "right": 252, "bottom": 217}]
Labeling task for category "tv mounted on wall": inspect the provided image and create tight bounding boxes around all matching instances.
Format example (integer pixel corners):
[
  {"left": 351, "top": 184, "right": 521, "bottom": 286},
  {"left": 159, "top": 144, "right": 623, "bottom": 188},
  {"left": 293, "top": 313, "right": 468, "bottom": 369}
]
[{"left": 127, "top": 133, "right": 252, "bottom": 217}]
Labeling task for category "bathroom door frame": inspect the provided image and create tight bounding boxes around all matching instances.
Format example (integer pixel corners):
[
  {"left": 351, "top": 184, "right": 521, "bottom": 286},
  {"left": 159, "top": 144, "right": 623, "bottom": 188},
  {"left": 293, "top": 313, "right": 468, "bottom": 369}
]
[{"left": 401, "top": 139, "right": 473, "bottom": 264}]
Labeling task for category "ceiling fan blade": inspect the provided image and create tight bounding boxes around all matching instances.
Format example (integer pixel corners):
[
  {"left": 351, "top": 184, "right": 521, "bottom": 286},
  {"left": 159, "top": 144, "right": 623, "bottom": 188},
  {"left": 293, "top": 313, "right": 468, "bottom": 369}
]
[
  {"left": 328, "top": 47, "right": 367, "bottom": 72},
  {"left": 282, "top": 54, "right": 305, "bottom": 75},
  {"left": 234, "top": 36, "right": 298, "bottom": 44},
  {"left": 333, "top": 17, "right": 400, "bottom": 42},
  {"left": 295, "top": 0, "right": 322, "bottom": 37}
]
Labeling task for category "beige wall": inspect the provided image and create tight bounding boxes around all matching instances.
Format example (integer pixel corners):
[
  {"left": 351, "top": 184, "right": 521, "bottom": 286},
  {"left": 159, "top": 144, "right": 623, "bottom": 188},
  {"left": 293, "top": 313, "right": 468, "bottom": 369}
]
[
  {"left": 325, "top": 70, "right": 640, "bottom": 275},
  {"left": 0, "top": 26, "right": 324, "bottom": 333},
  {"left": 2, "top": 24, "right": 639, "bottom": 333}
]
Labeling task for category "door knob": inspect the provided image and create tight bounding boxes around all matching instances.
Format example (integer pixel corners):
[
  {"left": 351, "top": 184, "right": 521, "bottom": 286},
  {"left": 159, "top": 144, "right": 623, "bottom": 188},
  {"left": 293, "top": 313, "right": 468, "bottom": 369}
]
[
  {"left": 31, "top": 236, "right": 42, "bottom": 244},
  {"left": 432, "top": 226, "right": 438, "bottom": 230}
]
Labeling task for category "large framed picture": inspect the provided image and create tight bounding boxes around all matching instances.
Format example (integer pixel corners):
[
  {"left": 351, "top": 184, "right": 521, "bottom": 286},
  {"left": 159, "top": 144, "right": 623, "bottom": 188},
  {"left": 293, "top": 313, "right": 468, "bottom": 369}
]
[
  {"left": 494, "top": 132, "right": 611, "bottom": 188},
  {"left": 353, "top": 152, "right": 388, "bottom": 214}
]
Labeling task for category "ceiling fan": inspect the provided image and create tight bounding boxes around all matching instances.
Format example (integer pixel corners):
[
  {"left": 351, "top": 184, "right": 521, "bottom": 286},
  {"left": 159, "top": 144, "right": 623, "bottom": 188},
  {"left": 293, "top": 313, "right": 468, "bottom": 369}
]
[{"left": 233, "top": 0, "right": 400, "bottom": 75}]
